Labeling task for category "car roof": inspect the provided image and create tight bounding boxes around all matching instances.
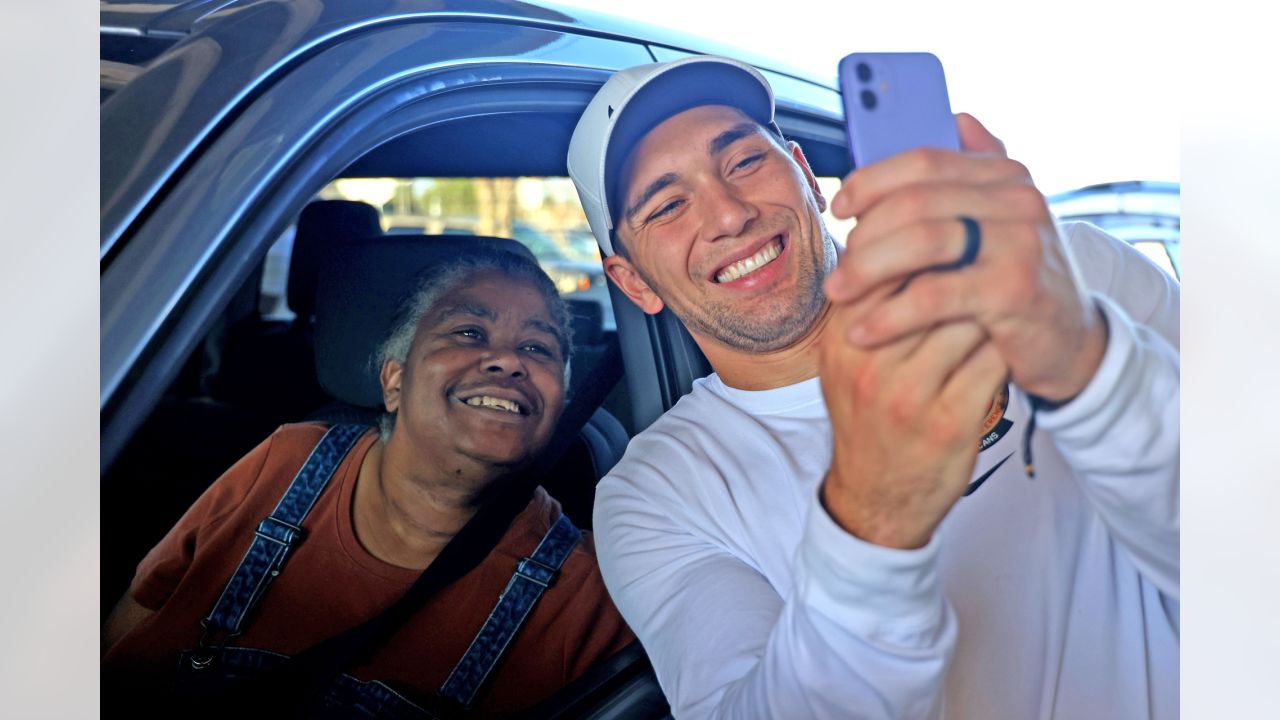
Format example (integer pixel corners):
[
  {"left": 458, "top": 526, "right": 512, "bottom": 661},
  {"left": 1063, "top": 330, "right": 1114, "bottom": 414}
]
[
  {"left": 100, "top": 0, "right": 842, "bottom": 258},
  {"left": 99, "top": 0, "right": 834, "bottom": 89}
]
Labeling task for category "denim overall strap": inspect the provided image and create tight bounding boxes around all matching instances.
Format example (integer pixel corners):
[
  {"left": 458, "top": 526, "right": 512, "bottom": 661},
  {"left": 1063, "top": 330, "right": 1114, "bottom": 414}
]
[
  {"left": 199, "top": 424, "right": 366, "bottom": 644},
  {"left": 438, "top": 512, "right": 582, "bottom": 708}
]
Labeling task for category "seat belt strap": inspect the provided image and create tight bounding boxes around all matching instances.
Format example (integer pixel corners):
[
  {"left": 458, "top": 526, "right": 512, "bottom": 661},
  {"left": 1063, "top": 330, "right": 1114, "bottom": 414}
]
[
  {"left": 437, "top": 513, "right": 582, "bottom": 707},
  {"left": 199, "top": 424, "right": 365, "bottom": 644}
]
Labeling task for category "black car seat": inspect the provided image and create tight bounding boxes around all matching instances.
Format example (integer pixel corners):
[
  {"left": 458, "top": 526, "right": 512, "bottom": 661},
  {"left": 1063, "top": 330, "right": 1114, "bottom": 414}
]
[
  {"left": 309, "top": 234, "right": 628, "bottom": 529},
  {"left": 214, "top": 200, "right": 382, "bottom": 424}
]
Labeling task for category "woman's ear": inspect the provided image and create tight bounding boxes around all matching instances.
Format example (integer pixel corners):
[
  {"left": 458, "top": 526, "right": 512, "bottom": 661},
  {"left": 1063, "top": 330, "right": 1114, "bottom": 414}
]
[
  {"left": 380, "top": 358, "right": 403, "bottom": 413},
  {"left": 604, "top": 255, "right": 665, "bottom": 315}
]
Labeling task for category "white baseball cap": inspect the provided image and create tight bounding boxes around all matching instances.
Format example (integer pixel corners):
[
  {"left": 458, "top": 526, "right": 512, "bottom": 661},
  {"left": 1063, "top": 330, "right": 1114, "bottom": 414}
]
[{"left": 567, "top": 55, "right": 780, "bottom": 257}]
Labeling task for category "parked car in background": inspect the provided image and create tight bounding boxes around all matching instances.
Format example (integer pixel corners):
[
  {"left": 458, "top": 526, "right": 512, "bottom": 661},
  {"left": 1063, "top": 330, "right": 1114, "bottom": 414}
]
[
  {"left": 1048, "top": 180, "right": 1181, "bottom": 279},
  {"left": 511, "top": 221, "right": 614, "bottom": 329}
]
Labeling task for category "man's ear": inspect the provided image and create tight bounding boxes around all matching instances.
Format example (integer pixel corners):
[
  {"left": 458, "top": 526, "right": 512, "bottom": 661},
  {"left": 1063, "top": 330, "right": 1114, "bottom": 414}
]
[
  {"left": 603, "top": 254, "right": 665, "bottom": 315},
  {"left": 380, "top": 358, "right": 403, "bottom": 413},
  {"left": 787, "top": 140, "right": 827, "bottom": 213}
]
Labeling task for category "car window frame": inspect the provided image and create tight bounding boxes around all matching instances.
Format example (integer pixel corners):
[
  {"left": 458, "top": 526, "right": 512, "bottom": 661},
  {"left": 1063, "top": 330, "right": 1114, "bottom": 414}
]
[{"left": 101, "top": 43, "right": 639, "bottom": 472}]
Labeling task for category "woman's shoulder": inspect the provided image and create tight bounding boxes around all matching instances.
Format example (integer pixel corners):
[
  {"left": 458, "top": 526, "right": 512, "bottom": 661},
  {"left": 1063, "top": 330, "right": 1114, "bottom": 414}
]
[
  {"left": 208, "top": 423, "right": 372, "bottom": 514},
  {"left": 512, "top": 488, "right": 601, "bottom": 570},
  {"left": 270, "top": 421, "right": 340, "bottom": 447},
  {"left": 266, "top": 422, "right": 377, "bottom": 470}
]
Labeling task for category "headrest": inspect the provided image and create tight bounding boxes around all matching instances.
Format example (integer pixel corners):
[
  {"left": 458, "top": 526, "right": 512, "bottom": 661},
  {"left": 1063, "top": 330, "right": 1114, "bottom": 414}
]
[
  {"left": 313, "top": 234, "right": 538, "bottom": 409},
  {"left": 565, "top": 298, "right": 603, "bottom": 346},
  {"left": 289, "top": 200, "right": 382, "bottom": 319}
]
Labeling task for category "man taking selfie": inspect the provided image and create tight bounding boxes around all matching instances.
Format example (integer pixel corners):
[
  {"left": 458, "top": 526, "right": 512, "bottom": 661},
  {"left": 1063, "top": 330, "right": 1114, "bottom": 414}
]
[{"left": 568, "top": 56, "right": 1178, "bottom": 718}]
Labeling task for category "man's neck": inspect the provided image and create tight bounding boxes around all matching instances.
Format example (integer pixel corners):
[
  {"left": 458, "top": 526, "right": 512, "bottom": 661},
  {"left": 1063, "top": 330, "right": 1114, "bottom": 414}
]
[
  {"left": 699, "top": 301, "right": 835, "bottom": 391},
  {"left": 352, "top": 439, "right": 489, "bottom": 570}
]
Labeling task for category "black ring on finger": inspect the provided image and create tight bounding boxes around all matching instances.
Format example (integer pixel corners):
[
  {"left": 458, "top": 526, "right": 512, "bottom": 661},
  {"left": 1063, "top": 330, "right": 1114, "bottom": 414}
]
[{"left": 949, "top": 215, "right": 982, "bottom": 270}]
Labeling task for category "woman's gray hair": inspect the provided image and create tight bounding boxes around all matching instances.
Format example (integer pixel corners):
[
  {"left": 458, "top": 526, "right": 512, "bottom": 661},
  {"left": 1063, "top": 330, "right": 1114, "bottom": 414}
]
[{"left": 375, "top": 248, "right": 573, "bottom": 442}]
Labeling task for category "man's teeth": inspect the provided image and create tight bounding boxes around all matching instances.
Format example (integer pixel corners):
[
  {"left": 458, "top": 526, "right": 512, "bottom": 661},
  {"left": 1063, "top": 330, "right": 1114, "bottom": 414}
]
[
  {"left": 716, "top": 241, "right": 781, "bottom": 283},
  {"left": 464, "top": 396, "right": 522, "bottom": 414}
]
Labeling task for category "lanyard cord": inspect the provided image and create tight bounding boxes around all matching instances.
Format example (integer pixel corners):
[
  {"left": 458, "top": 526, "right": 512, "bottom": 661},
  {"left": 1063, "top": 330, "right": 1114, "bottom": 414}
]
[
  {"left": 1021, "top": 403, "right": 1039, "bottom": 478},
  {"left": 1024, "top": 302, "right": 1108, "bottom": 479},
  {"left": 1022, "top": 392, "right": 1075, "bottom": 478}
]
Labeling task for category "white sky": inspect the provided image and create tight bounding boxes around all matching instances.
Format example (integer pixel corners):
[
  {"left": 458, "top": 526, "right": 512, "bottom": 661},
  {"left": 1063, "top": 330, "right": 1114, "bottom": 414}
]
[{"left": 551, "top": 0, "right": 1179, "bottom": 195}]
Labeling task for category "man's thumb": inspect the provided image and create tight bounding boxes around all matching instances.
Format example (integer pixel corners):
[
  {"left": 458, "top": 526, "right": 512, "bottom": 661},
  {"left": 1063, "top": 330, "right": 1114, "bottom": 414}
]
[{"left": 956, "top": 112, "right": 1007, "bottom": 156}]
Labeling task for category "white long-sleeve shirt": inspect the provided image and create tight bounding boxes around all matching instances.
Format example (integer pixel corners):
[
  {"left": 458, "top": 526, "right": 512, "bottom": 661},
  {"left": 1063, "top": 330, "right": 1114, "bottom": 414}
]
[{"left": 593, "top": 222, "right": 1180, "bottom": 719}]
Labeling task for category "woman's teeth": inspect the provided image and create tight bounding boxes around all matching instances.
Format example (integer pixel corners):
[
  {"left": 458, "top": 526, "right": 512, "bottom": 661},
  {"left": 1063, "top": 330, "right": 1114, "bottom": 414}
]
[
  {"left": 716, "top": 240, "right": 781, "bottom": 283},
  {"left": 464, "top": 396, "right": 522, "bottom": 414}
]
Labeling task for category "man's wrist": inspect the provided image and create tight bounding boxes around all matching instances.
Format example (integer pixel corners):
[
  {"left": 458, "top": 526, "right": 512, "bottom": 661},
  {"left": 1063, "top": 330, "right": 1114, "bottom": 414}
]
[
  {"left": 820, "top": 471, "right": 933, "bottom": 550},
  {"left": 1032, "top": 293, "right": 1160, "bottom": 435},
  {"left": 1033, "top": 299, "right": 1111, "bottom": 405}
]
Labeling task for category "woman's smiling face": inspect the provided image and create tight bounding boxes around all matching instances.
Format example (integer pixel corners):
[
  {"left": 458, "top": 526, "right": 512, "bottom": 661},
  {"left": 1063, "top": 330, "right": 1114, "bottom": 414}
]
[{"left": 380, "top": 269, "right": 567, "bottom": 472}]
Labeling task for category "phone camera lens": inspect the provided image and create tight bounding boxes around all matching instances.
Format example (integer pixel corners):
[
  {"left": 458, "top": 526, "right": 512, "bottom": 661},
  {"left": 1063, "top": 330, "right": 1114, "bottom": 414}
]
[
  {"left": 855, "top": 62, "right": 872, "bottom": 82},
  {"left": 860, "top": 90, "right": 877, "bottom": 110}
]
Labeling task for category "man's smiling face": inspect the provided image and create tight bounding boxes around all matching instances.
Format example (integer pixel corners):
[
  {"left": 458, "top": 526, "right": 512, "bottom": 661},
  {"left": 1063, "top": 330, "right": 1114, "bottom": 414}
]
[{"left": 606, "top": 104, "right": 837, "bottom": 353}]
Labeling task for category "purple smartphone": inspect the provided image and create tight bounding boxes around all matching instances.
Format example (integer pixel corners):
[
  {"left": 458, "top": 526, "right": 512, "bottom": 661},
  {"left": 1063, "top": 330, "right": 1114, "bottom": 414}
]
[{"left": 838, "top": 52, "right": 960, "bottom": 168}]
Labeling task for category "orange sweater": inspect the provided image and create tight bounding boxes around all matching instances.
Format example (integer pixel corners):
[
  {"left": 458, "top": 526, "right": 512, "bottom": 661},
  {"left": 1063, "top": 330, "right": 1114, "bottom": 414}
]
[{"left": 103, "top": 423, "right": 632, "bottom": 716}]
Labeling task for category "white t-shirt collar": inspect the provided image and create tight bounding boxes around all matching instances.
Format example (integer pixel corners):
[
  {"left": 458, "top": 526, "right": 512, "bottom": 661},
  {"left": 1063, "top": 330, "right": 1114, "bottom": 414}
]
[{"left": 700, "top": 373, "right": 825, "bottom": 416}]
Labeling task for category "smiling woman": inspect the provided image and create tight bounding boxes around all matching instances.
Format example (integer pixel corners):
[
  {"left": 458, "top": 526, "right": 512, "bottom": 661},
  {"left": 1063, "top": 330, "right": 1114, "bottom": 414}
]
[
  {"left": 101, "top": 247, "right": 631, "bottom": 718},
  {"left": 384, "top": 273, "right": 565, "bottom": 467},
  {"left": 374, "top": 253, "right": 574, "bottom": 446}
]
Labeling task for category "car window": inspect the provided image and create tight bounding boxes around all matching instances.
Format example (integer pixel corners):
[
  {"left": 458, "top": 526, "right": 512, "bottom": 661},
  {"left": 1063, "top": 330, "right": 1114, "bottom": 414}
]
[
  {"left": 1133, "top": 240, "right": 1179, "bottom": 279},
  {"left": 1048, "top": 182, "right": 1181, "bottom": 280},
  {"left": 261, "top": 177, "right": 616, "bottom": 329},
  {"left": 259, "top": 225, "right": 296, "bottom": 320}
]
